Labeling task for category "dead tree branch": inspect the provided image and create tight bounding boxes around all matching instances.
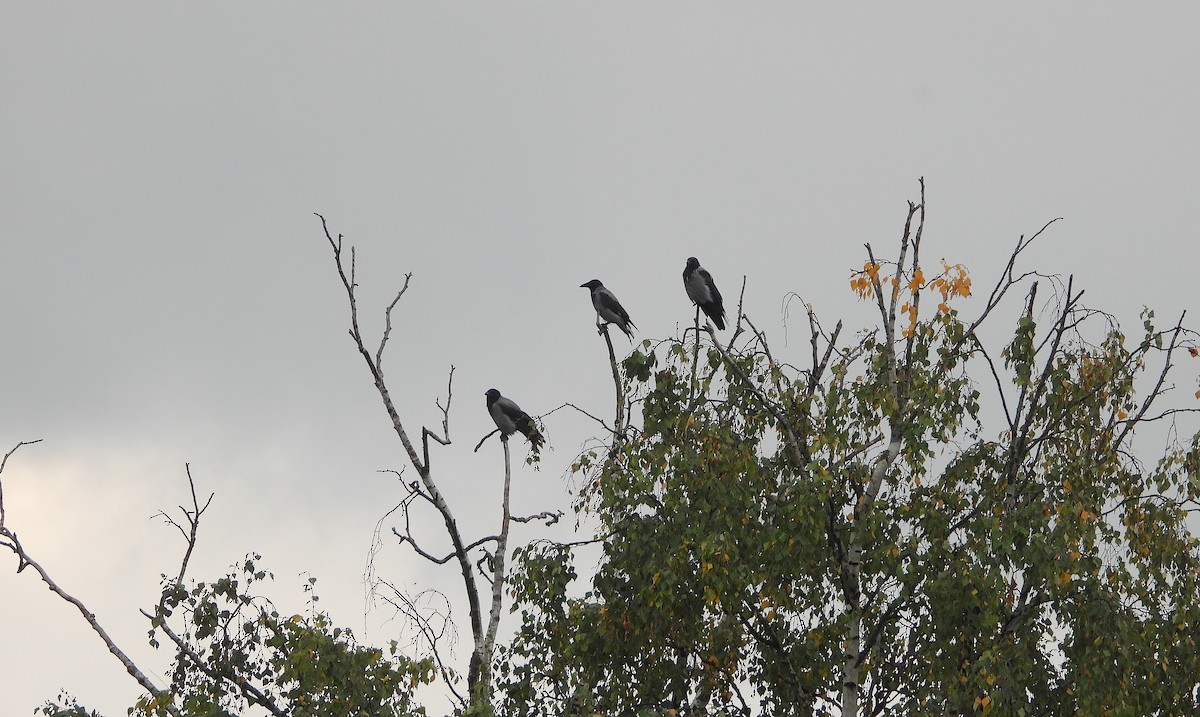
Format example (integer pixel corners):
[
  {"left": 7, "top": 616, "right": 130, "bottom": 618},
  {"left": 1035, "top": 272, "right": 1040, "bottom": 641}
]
[
  {"left": 318, "top": 214, "right": 560, "bottom": 707},
  {"left": 0, "top": 440, "right": 183, "bottom": 717}
]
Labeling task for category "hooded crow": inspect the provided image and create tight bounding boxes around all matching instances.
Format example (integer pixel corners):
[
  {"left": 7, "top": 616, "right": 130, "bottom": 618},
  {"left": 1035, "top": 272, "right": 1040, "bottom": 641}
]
[
  {"left": 580, "top": 279, "right": 637, "bottom": 339},
  {"left": 683, "top": 257, "right": 726, "bottom": 330},
  {"left": 485, "top": 388, "right": 544, "bottom": 451}
]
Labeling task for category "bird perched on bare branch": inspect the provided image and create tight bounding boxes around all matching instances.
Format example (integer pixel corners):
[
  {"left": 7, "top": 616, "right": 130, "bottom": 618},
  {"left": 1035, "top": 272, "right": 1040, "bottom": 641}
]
[
  {"left": 580, "top": 279, "right": 637, "bottom": 340},
  {"left": 683, "top": 257, "right": 726, "bottom": 330},
  {"left": 485, "top": 389, "right": 544, "bottom": 451}
]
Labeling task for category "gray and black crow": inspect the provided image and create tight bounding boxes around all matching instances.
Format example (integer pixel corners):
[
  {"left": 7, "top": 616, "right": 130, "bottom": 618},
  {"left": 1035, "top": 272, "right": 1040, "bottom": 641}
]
[
  {"left": 683, "top": 257, "right": 726, "bottom": 330},
  {"left": 485, "top": 389, "right": 544, "bottom": 451},
  {"left": 580, "top": 279, "right": 637, "bottom": 339}
]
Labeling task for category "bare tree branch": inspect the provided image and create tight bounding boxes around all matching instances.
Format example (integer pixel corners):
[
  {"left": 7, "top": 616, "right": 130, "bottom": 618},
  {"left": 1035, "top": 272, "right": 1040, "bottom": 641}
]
[
  {"left": 0, "top": 439, "right": 42, "bottom": 530},
  {"left": 316, "top": 213, "right": 488, "bottom": 702},
  {"left": 538, "top": 402, "right": 613, "bottom": 435},
  {"left": 377, "top": 273, "right": 414, "bottom": 371},
  {"left": 423, "top": 365, "right": 455, "bottom": 470},
  {"left": 960, "top": 217, "right": 1063, "bottom": 344},
  {"left": 372, "top": 584, "right": 466, "bottom": 708},
  {"left": 512, "top": 510, "right": 563, "bottom": 525},
  {"left": 0, "top": 440, "right": 183, "bottom": 717}
]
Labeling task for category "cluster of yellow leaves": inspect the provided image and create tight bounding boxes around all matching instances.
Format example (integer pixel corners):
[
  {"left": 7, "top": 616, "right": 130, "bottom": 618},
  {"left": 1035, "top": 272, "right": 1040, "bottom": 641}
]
[
  {"left": 849, "top": 261, "right": 884, "bottom": 299},
  {"left": 849, "top": 259, "right": 973, "bottom": 338},
  {"left": 930, "top": 260, "right": 972, "bottom": 312}
]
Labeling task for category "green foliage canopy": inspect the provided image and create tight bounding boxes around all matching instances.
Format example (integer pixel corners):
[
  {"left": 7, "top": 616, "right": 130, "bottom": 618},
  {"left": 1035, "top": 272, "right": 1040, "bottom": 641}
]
[{"left": 502, "top": 225, "right": 1200, "bottom": 716}]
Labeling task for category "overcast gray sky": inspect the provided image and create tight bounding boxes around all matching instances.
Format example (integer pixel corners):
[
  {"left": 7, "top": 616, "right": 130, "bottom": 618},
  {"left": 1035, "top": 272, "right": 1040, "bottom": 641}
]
[{"left": 3, "top": 4, "right": 1198, "bottom": 715}]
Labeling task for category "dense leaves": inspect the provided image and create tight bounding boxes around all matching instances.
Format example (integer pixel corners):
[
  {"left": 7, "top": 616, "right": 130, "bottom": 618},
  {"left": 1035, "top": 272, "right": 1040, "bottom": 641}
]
[{"left": 146, "top": 557, "right": 434, "bottom": 717}]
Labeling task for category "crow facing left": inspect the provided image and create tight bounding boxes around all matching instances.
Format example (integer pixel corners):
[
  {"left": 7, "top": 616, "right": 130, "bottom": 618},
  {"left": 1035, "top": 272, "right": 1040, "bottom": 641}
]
[
  {"left": 485, "top": 388, "right": 544, "bottom": 451},
  {"left": 580, "top": 279, "right": 637, "bottom": 339}
]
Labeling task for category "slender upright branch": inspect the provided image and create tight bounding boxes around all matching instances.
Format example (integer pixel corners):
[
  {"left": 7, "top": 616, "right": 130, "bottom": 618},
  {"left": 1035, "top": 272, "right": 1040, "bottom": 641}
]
[
  {"left": 317, "top": 213, "right": 484, "bottom": 701},
  {"left": 423, "top": 365, "right": 455, "bottom": 470},
  {"left": 153, "top": 464, "right": 214, "bottom": 588},
  {"left": 377, "top": 274, "right": 414, "bottom": 371},
  {"left": 690, "top": 306, "right": 703, "bottom": 402},
  {"left": 148, "top": 467, "right": 290, "bottom": 715},
  {"left": 841, "top": 184, "right": 925, "bottom": 717},
  {"left": 600, "top": 324, "right": 628, "bottom": 440},
  {"left": 0, "top": 439, "right": 42, "bottom": 529},
  {"left": 318, "top": 213, "right": 427, "bottom": 476},
  {"left": 960, "top": 217, "right": 1062, "bottom": 345},
  {"left": 474, "top": 438, "right": 514, "bottom": 709},
  {"left": 1006, "top": 277, "right": 1082, "bottom": 484},
  {"left": 1115, "top": 311, "right": 1187, "bottom": 448}
]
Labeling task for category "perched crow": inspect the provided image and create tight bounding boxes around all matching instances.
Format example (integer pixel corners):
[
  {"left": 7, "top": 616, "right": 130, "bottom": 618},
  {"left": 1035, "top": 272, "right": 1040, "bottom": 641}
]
[
  {"left": 683, "top": 257, "right": 726, "bottom": 330},
  {"left": 580, "top": 279, "right": 637, "bottom": 339},
  {"left": 485, "top": 389, "right": 544, "bottom": 451}
]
